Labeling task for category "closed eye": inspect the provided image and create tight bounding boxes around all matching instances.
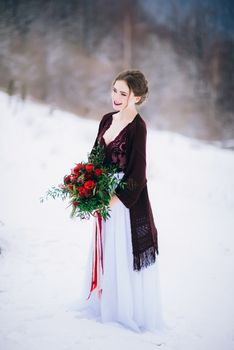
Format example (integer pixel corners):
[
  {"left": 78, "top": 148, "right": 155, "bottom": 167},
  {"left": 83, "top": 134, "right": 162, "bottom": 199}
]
[{"left": 113, "top": 87, "right": 127, "bottom": 96}]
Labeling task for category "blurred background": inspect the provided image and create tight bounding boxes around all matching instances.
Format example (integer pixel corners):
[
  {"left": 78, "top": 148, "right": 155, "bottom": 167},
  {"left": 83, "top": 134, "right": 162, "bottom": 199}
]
[
  {"left": 0, "top": 0, "right": 234, "bottom": 145},
  {"left": 1, "top": 2, "right": 234, "bottom": 347}
]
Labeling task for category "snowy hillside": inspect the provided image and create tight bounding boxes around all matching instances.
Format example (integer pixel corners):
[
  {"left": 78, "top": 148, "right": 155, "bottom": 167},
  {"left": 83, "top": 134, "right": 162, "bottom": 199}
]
[{"left": 0, "top": 91, "right": 234, "bottom": 350}]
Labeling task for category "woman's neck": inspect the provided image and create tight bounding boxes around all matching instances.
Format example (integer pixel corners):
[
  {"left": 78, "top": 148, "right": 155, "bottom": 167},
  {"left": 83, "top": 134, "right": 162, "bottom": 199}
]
[{"left": 114, "top": 107, "right": 138, "bottom": 122}]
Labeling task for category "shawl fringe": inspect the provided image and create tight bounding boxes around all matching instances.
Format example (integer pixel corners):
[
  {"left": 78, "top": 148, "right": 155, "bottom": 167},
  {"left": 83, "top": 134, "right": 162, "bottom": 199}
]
[{"left": 133, "top": 246, "right": 157, "bottom": 271}]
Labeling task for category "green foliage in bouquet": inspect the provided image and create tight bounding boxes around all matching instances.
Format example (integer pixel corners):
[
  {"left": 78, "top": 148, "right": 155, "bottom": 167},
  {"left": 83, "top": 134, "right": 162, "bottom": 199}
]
[{"left": 40, "top": 143, "right": 126, "bottom": 221}]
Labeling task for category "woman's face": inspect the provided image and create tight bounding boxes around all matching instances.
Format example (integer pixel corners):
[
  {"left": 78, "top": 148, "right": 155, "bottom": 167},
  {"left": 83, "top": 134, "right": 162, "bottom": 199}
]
[{"left": 111, "top": 79, "right": 139, "bottom": 111}]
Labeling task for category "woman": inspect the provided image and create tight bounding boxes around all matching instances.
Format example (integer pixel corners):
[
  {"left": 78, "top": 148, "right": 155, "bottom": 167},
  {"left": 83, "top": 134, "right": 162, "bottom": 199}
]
[{"left": 77, "top": 69, "right": 164, "bottom": 333}]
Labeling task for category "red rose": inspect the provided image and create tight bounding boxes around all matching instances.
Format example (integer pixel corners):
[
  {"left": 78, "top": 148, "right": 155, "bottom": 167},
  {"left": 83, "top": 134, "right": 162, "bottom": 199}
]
[
  {"left": 64, "top": 175, "right": 71, "bottom": 184},
  {"left": 77, "top": 186, "right": 86, "bottom": 197},
  {"left": 73, "top": 165, "right": 80, "bottom": 175},
  {"left": 77, "top": 163, "right": 84, "bottom": 170},
  {"left": 86, "top": 163, "right": 94, "bottom": 172},
  {"left": 84, "top": 180, "right": 95, "bottom": 190},
  {"left": 94, "top": 168, "right": 102, "bottom": 176},
  {"left": 71, "top": 175, "right": 78, "bottom": 184}
]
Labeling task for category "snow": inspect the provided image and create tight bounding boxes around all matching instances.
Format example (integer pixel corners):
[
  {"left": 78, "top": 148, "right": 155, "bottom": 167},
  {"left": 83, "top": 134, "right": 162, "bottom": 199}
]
[{"left": 0, "top": 91, "right": 234, "bottom": 350}]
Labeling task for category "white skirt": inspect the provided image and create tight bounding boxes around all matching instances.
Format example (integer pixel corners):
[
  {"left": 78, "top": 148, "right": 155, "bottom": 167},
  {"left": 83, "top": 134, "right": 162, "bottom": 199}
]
[{"left": 76, "top": 173, "right": 164, "bottom": 333}]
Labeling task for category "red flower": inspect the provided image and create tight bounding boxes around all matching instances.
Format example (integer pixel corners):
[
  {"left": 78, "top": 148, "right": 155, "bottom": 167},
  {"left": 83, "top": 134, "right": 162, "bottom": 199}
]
[
  {"left": 78, "top": 186, "right": 92, "bottom": 198},
  {"left": 86, "top": 163, "right": 94, "bottom": 172},
  {"left": 77, "top": 163, "right": 84, "bottom": 170},
  {"left": 73, "top": 165, "right": 80, "bottom": 175},
  {"left": 84, "top": 180, "right": 95, "bottom": 190},
  {"left": 64, "top": 175, "right": 71, "bottom": 184},
  {"left": 94, "top": 168, "right": 102, "bottom": 176},
  {"left": 71, "top": 175, "right": 78, "bottom": 184},
  {"left": 77, "top": 186, "right": 86, "bottom": 197},
  {"left": 67, "top": 184, "right": 73, "bottom": 191}
]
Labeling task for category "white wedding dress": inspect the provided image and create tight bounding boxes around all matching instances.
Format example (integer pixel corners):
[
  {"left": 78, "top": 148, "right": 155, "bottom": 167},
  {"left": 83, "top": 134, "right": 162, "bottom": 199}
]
[{"left": 75, "top": 172, "right": 165, "bottom": 333}]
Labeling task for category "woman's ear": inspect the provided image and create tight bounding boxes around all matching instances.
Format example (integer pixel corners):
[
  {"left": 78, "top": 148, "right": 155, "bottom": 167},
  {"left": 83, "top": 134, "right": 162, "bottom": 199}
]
[{"left": 135, "top": 96, "right": 141, "bottom": 103}]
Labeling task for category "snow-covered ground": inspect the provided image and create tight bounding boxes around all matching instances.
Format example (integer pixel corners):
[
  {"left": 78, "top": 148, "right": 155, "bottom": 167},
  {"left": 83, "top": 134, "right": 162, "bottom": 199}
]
[{"left": 0, "top": 91, "right": 234, "bottom": 350}]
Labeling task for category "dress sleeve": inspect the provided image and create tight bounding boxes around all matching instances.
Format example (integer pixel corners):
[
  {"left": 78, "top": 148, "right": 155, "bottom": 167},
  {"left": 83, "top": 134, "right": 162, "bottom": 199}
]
[{"left": 114, "top": 120, "right": 147, "bottom": 209}]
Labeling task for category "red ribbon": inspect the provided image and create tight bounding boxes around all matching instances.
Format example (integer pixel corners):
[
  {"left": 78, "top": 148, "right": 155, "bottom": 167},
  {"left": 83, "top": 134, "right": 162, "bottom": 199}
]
[{"left": 87, "top": 210, "right": 103, "bottom": 300}]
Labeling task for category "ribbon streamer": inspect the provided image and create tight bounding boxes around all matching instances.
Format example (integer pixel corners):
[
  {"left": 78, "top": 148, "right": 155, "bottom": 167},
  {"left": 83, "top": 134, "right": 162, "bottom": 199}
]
[{"left": 87, "top": 210, "right": 103, "bottom": 300}]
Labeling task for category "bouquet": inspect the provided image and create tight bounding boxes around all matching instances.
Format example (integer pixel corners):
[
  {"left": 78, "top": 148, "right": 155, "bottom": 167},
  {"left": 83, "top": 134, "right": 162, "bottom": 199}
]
[{"left": 40, "top": 143, "right": 126, "bottom": 221}]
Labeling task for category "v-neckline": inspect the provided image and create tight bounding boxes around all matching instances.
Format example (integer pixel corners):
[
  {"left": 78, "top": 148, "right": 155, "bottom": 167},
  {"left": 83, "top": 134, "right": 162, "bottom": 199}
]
[{"left": 102, "top": 111, "right": 139, "bottom": 147}]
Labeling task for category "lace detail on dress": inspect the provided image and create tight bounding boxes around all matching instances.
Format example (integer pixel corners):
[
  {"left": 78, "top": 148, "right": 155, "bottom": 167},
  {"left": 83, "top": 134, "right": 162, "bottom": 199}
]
[
  {"left": 98, "top": 121, "right": 128, "bottom": 172},
  {"left": 106, "top": 135, "right": 127, "bottom": 170}
]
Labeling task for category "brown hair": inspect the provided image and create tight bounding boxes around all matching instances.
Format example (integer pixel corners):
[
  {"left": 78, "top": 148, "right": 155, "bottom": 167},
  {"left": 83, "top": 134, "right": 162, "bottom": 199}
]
[{"left": 112, "top": 69, "right": 149, "bottom": 105}]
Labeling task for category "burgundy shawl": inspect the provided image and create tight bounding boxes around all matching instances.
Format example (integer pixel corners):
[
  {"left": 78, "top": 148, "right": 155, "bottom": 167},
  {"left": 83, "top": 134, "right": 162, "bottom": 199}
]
[{"left": 90, "top": 111, "right": 159, "bottom": 271}]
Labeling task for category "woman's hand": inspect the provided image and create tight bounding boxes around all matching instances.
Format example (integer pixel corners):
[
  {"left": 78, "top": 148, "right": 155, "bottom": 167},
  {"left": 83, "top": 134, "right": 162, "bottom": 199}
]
[{"left": 109, "top": 194, "right": 121, "bottom": 207}]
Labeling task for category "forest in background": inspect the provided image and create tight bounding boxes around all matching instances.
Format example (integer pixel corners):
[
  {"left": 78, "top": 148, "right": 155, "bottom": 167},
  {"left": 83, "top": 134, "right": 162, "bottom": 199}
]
[{"left": 0, "top": 0, "right": 233, "bottom": 143}]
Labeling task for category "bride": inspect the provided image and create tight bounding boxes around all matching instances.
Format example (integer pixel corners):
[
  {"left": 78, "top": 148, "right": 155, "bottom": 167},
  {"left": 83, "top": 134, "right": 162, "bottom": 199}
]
[{"left": 76, "top": 69, "right": 164, "bottom": 333}]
